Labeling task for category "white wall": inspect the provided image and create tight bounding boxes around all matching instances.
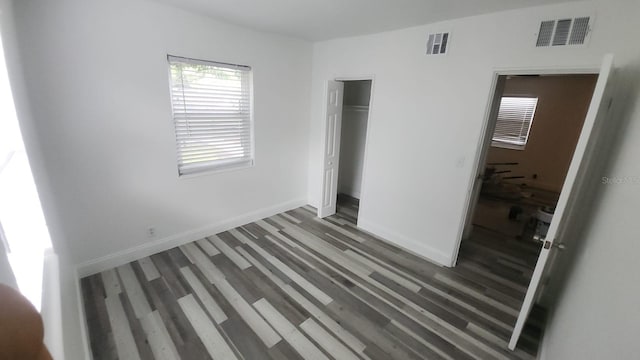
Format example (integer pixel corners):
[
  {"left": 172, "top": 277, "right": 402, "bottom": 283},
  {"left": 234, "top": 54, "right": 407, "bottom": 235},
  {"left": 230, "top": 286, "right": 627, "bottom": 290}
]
[
  {"left": 308, "top": 0, "right": 640, "bottom": 357},
  {"left": 0, "top": 239, "right": 16, "bottom": 288},
  {"left": 11, "top": 0, "right": 312, "bottom": 269},
  {"left": 338, "top": 81, "right": 370, "bottom": 198},
  {"left": 0, "top": 0, "right": 16, "bottom": 290},
  {"left": 7, "top": 0, "right": 640, "bottom": 358},
  {"left": 8, "top": 0, "right": 311, "bottom": 358},
  {"left": 1, "top": 0, "right": 76, "bottom": 357},
  {"left": 307, "top": 0, "right": 640, "bottom": 265}
]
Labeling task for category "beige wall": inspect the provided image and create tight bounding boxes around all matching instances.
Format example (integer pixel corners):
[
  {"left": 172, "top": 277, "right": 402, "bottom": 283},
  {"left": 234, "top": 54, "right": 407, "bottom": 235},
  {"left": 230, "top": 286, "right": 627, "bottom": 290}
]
[{"left": 487, "top": 75, "right": 598, "bottom": 192}]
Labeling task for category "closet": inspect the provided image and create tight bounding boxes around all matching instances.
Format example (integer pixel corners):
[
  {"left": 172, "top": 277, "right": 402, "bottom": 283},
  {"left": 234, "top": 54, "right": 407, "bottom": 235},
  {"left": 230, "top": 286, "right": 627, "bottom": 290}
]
[{"left": 336, "top": 80, "right": 371, "bottom": 220}]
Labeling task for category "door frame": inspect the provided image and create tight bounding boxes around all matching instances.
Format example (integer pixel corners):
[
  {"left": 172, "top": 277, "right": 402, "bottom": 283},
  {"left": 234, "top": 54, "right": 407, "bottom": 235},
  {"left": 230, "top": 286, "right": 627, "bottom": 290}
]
[
  {"left": 317, "top": 74, "right": 376, "bottom": 224},
  {"left": 451, "top": 64, "right": 601, "bottom": 267}
]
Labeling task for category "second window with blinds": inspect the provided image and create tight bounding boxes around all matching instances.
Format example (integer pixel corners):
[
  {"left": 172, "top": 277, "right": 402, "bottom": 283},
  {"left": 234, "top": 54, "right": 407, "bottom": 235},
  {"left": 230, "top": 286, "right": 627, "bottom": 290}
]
[
  {"left": 491, "top": 96, "right": 538, "bottom": 150},
  {"left": 168, "top": 55, "right": 253, "bottom": 176}
]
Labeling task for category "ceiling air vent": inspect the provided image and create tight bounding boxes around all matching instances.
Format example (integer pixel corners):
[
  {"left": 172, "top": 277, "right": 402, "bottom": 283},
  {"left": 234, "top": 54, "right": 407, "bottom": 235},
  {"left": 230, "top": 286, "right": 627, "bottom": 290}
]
[
  {"left": 536, "top": 17, "right": 591, "bottom": 47},
  {"left": 426, "top": 32, "right": 449, "bottom": 55}
]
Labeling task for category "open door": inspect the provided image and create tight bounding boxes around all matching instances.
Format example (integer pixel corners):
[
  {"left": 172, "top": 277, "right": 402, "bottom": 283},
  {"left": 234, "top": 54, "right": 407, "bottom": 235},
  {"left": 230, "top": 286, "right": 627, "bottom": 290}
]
[
  {"left": 458, "top": 76, "right": 506, "bottom": 248},
  {"left": 508, "top": 54, "right": 615, "bottom": 350},
  {"left": 318, "top": 80, "right": 344, "bottom": 218}
]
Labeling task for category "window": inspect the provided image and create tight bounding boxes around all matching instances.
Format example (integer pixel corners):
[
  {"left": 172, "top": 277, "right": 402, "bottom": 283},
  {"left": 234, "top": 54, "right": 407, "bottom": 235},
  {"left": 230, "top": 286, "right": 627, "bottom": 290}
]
[
  {"left": 168, "top": 55, "right": 253, "bottom": 176},
  {"left": 492, "top": 96, "right": 538, "bottom": 150}
]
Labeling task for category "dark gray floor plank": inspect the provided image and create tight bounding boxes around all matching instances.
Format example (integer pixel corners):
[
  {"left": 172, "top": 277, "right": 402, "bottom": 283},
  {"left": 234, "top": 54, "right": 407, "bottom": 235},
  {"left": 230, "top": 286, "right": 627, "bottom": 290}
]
[
  {"left": 82, "top": 275, "right": 119, "bottom": 360},
  {"left": 81, "top": 200, "right": 542, "bottom": 360},
  {"left": 146, "top": 273, "right": 211, "bottom": 359},
  {"left": 117, "top": 291, "right": 155, "bottom": 360}
]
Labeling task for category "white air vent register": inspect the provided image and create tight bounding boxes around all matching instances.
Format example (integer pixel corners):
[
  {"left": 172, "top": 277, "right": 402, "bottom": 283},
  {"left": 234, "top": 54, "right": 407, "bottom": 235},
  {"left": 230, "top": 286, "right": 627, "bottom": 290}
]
[
  {"left": 536, "top": 16, "right": 592, "bottom": 47},
  {"left": 426, "top": 32, "right": 450, "bottom": 55}
]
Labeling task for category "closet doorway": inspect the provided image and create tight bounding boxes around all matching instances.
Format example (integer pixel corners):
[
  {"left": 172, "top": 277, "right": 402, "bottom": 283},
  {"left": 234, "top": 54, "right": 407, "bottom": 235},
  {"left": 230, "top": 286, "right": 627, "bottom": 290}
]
[
  {"left": 336, "top": 80, "right": 371, "bottom": 222},
  {"left": 318, "top": 78, "right": 373, "bottom": 222}
]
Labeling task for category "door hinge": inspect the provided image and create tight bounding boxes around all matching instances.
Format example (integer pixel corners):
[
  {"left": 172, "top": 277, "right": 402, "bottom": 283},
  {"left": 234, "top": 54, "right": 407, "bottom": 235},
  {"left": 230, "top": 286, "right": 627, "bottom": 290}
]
[{"left": 544, "top": 240, "right": 566, "bottom": 251}]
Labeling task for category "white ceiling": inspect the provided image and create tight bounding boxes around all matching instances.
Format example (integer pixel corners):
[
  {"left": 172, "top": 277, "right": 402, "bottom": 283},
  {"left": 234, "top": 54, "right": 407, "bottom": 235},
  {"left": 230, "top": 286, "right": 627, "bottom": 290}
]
[{"left": 153, "top": 0, "right": 579, "bottom": 41}]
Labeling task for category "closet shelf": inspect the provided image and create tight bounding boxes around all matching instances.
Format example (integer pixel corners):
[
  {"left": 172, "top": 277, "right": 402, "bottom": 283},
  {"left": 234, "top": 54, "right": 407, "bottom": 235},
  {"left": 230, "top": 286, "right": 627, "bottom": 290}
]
[{"left": 344, "top": 105, "right": 369, "bottom": 112}]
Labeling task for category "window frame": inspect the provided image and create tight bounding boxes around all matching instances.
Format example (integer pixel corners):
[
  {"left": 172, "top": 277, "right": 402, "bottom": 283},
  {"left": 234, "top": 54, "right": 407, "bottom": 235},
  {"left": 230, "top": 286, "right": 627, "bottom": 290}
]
[
  {"left": 167, "top": 55, "right": 255, "bottom": 177},
  {"left": 491, "top": 96, "right": 538, "bottom": 151}
]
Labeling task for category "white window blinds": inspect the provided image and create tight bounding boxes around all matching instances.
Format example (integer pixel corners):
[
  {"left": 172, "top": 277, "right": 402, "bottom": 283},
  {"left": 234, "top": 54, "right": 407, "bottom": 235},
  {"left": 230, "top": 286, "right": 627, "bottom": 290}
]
[
  {"left": 492, "top": 97, "right": 538, "bottom": 149},
  {"left": 168, "top": 55, "right": 253, "bottom": 176}
]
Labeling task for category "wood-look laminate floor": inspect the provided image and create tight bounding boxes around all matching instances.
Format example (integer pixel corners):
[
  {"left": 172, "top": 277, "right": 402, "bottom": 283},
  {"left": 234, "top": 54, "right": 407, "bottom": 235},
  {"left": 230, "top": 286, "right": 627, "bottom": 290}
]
[{"left": 81, "top": 204, "right": 543, "bottom": 360}]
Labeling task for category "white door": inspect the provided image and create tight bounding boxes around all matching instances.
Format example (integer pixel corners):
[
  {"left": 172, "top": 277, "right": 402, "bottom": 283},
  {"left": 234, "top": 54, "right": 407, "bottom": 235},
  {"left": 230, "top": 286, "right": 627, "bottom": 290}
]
[
  {"left": 459, "top": 76, "right": 507, "bottom": 245},
  {"left": 508, "top": 54, "right": 615, "bottom": 350},
  {"left": 318, "top": 81, "right": 344, "bottom": 218}
]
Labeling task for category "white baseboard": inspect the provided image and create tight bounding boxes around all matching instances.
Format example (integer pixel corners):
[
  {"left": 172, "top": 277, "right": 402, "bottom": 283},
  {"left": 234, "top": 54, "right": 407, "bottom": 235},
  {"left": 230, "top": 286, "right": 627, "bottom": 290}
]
[
  {"left": 41, "top": 250, "right": 64, "bottom": 360},
  {"left": 75, "top": 267, "right": 93, "bottom": 360},
  {"left": 77, "top": 198, "right": 307, "bottom": 277},
  {"left": 358, "top": 217, "right": 452, "bottom": 267},
  {"left": 338, "top": 187, "right": 361, "bottom": 199}
]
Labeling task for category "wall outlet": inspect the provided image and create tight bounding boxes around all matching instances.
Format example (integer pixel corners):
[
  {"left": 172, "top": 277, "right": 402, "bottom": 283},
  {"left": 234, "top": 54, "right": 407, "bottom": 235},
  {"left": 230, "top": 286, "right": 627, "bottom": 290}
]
[{"left": 147, "top": 227, "right": 156, "bottom": 238}]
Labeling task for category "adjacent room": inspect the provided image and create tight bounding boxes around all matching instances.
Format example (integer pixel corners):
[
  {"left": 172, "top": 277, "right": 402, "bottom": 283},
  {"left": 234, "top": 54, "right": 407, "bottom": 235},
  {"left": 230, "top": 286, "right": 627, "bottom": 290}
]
[
  {"left": 1, "top": 0, "right": 639, "bottom": 359},
  {"left": 456, "top": 73, "right": 598, "bottom": 352}
]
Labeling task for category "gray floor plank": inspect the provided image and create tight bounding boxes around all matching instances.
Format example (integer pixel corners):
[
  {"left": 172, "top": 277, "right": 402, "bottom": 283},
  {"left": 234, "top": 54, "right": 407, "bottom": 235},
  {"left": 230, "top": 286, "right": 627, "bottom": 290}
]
[
  {"left": 105, "top": 295, "right": 142, "bottom": 360},
  {"left": 299, "top": 318, "right": 361, "bottom": 360},
  {"left": 253, "top": 298, "right": 330, "bottom": 360},
  {"left": 116, "top": 263, "right": 153, "bottom": 319},
  {"left": 178, "top": 294, "right": 239, "bottom": 360},
  {"left": 138, "top": 257, "right": 161, "bottom": 282},
  {"left": 82, "top": 203, "right": 541, "bottom": 360},
  {"left": 140, "top": 311, "right": 180, "bottom": 360}
]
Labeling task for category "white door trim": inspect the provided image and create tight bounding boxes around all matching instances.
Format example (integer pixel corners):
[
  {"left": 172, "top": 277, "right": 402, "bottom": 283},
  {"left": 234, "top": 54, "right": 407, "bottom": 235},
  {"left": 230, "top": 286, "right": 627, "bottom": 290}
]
[
  {"left": 451, "top": 64, "right": 601, "bottom": 267},
  {"left": 508, "top": 54, "right": 614, "bottom": 350},
  {"left": 317, "top": 75, "right": 375, "bottom": 226}
]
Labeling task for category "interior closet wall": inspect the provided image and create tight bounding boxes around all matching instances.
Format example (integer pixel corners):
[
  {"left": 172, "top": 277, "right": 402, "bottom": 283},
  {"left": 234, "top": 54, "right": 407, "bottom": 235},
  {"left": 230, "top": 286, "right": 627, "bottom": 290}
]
[{"left": 338, "top": 81, "right": 371, "bottom": 198}]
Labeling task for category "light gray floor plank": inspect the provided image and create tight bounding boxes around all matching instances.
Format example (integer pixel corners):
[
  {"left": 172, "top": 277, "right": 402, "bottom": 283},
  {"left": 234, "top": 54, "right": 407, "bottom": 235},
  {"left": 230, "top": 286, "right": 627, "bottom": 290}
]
[
  {"left": 180, "top": 266, "right": 228, "bottom": 324},
  {"left": 280, "top": 212, "right": 302, "bottom": 224},
  {"left": 344, "top": 249, "right": 422, "bottom": 293},
  {"left": 269, "top": 214, "right": 295, "bottom": 229},
  {"left": 253, "top": 298, "right": 329, "bottom": 360},
  {"left": 180, "top": 243, "right": 225, "bottom": 283},
  {"left": 83, "top": 203, "right": 542, "bottom": 360},
  {"left": 211, "top": 273, "right": 282, "bottom": 348},
  {"left": 244, "top": 234, "right": 333, "bottom": 306},
  {"left": 228, "top": 228, "right": 252, "bottom": 244},
  {"left": 178, "top": 294, "right": 238, "bottom": 360},
  {"left": 299, "top": 318, "right": 361, "bottom": 360},
  {"left": 311, "top": 216, "right": 367, "bottom": 243},
  {"left": 236, "top": 246, "right": 367, "bottom": 354},
  {"left": 101, "top": 269, "right": 122, "bottom": 298},
  {"left": 138, "top": 257, "right": 161, "bottom": 282},
  {"left": 256, "top": 219, "right": 280, "bottom": 235},
  {"left": 196, "top": 238, "right": 221, "bottom": 257},
  {"left": 105, "top": 295, "right": 142, "bottom": 360},
  {"left": 209, "top": 234, "right": 252, "bottom": 270},
  {"left": 116, "top": 263, "right": 152, "bottom": 319},
  {"left": 140, "top": 311, "right": 180, "bottom": 360}
]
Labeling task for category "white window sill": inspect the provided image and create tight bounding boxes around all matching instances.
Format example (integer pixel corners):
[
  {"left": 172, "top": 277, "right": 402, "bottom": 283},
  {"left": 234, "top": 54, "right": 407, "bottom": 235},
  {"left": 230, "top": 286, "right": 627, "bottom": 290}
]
[
  {"left": 491, "top": 141, "right": 526, "bottom": 151},
  {"left": 178, "top": 160, "right": 255, "bottom": 180}
]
